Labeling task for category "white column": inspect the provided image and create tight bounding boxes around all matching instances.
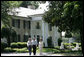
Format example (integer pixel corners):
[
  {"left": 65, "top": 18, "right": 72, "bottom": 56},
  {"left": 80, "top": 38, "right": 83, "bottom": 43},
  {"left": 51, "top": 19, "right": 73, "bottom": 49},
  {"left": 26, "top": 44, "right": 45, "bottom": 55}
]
[
  {"left": 30, "top": 20, "right": 33, "bottom": 39},
  {"left": 54, "top": 26, "right": 59, "bottom": 46},
  {"left": 44, "top": 22, "right": 48, "bottom": 47},
  {"left": 42, "top": 20, "right": 44, "bottom": 43}
]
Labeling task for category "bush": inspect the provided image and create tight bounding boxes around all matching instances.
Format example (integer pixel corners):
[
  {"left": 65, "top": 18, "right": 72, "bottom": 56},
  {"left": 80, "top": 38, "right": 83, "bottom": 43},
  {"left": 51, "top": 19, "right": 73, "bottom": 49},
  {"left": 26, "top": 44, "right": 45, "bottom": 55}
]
[
  {"left": 53, "top": 49, "right": 61, "bottom": 53},
  {"left": 72, "top": 42, "right": 77, "bottom": 47},
  {"left": 58, "top": 38, "right": 62, "bottom": 46},
  {"left": 64, "top": 43, "right": 71, "bottom": 49},
  {"left": 78, "top": 43, "right": 81, "bottom": 47},
  {"left": 55, "top": 46, "right": 60, "bottom": 49},
  {"left": 63, "top": 50, "right": 71, "bottom": 53},
  {"left": 71, "top": 42, "right": 81, "bottom": 47},
  {"left": 1, "top": 42, "right": 8, "bottom": 52},
  {"left": 11, "top": 42, "right": 27, "bottom": 48},
  {"left": 4, "top": 47, "right": 15, "bottom": 52},
  {"left": 47, "top": 36, "right": 53, "bottom": 47},
  {"left": 14, "top": 48, "right": 28, "bottom": 53},
  {"left": 4, "top": 47, "right": 29, "bottom": 53}
]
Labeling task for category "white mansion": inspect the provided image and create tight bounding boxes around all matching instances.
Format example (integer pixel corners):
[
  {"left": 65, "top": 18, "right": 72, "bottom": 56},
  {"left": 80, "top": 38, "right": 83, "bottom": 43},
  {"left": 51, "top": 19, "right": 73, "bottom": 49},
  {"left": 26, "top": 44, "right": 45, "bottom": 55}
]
[{"left": 10, "top": 13, "right": 61, "bottom": 47}]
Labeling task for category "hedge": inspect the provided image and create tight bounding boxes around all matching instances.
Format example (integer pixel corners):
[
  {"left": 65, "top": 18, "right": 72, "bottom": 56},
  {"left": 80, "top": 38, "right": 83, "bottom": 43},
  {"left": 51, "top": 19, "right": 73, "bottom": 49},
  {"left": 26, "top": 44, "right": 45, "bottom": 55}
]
[
  {"left": 11, "top": 42, "right": 27, "bottom": 48},
  {"left": 4, "top": 47, "right": 15, "bottom": 52},
  {"left": 13, "top": 47, "right": 28, "bottom": 53},
  {"left": 47, "top": 37, "right": 53, "bottom": 47},
  {"left": 72, "top": 42, "right": 81, "bottom": 47},
  {"left": 1, "top": 42, "right": 8, "bottom": 52},
  {"left": 63, "top": 42, "right": 81, "bottom": 49}
]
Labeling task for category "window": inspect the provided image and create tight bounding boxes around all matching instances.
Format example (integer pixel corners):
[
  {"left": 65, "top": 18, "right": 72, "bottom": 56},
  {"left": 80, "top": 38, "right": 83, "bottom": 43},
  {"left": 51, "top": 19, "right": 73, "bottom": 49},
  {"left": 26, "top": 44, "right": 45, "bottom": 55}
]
[
  {"left": 28, "top": 21, "right": 31, "bottom": 29},
  {"left": 17, "top": 19, "right": 20, "bottom": 28},
  {"left": 49, "top": 24, "right": 52, "bottom": 31},
  {"left": 12, "top": 19, "right": 15, "bottom": 27},
  {"left": 23, "top": 20, "right": 26, "bottom": 29},
  {"left": 37, "top": 35, "right": 40, "bottom": 44},
  {"left": 27, "top": 21, "right": 31, "bottom": 29},
  {"left": 12, "top": 19, "right": 20, "bottom": 28},
  {"left": 17, "top": 34, "right": 20, "bottom": 42},
  {"left": 15, "top": 20, "right": 18, "bottom": 28},
  {"left": 36, "top": 22, "right": 40, "bottom": 29},
  {"left": 23, "top": 35, "right": 28, "bottom": 42}
]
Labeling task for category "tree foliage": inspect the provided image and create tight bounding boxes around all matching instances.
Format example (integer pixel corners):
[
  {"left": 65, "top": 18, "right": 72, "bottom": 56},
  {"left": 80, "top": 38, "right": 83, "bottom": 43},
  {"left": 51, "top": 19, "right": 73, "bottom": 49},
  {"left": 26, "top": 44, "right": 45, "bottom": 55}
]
[
  {"left": 43, "top": 1, "right": 83, "bottom": 53},
  {"left": 1, "top": 1, "right": 46, "bottom": 27},
  {"left": 20, "top": 1, "right": 39, "bottom": 9},
  {"left": 1, "top": 26, "right": 17, "bottom": 46},
  {"left": 43, "top": 1, "right": 83, "bottom": 34},
  {"left": 43, "top": 1, "right": 66, "bottom": 32},
  {"left": 1, "top": 1, "right": 21, "bottom": 27}
]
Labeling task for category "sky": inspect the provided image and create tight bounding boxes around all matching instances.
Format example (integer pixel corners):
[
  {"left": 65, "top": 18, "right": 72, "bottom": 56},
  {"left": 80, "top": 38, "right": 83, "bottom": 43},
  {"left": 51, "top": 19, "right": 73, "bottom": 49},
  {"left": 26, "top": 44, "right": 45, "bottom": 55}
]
[{"left": 12, "top": 1, "right": 49, "bottom": 17}]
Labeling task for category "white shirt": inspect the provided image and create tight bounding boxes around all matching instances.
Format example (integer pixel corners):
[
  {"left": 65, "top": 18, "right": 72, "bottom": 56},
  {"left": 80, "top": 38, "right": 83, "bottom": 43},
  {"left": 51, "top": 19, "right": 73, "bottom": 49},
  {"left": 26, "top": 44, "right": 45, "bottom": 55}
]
[
  {"left": 27, "top": 41, "right": 32, "bottom": 47},
  {"left": 32, "top": 40, "right": 37, "bottom": 45}
]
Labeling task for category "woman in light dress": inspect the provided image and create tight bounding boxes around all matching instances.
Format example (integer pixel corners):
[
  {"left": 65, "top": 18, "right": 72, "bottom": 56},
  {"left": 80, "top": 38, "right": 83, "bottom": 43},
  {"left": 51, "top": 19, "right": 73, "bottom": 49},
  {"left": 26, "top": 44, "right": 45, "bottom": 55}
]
[{"left": 39, "top": 38, "right": 43, "bottom": 55}]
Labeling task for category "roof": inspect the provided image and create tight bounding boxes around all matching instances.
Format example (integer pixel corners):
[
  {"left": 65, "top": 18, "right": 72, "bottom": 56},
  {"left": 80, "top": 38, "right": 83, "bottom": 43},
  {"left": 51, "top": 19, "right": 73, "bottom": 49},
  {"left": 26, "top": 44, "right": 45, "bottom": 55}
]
[{"left": 8, "top": 2, "right": 49, "bottom": 17}]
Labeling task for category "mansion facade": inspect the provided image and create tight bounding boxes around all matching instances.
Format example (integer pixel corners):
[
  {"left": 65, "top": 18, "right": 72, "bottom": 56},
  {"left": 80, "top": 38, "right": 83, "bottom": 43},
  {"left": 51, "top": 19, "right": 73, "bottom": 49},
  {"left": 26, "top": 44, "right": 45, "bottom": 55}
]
[{"left": 10, "top": 14, "right": 60, "bottom": 47}]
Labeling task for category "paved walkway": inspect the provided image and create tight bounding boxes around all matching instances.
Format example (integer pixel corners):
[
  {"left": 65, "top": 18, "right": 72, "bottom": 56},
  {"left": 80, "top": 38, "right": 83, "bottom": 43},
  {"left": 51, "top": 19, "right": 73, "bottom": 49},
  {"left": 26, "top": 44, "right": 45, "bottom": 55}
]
[{"left": 1, "top": 52, "right": 83, "bottom": 56}]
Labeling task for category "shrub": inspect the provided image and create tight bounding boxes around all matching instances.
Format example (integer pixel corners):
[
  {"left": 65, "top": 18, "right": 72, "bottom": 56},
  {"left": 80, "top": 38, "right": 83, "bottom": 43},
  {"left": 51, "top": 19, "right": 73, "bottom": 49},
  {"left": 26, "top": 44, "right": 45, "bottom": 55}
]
[
  {"left": 63, "top": 50, "right": 71, "bottom": 53},
  {"left": 72, "top": 42, "right": 77, "bottom": 47},
  {"left": 11, "top": 42, "right": 18, "bottom": 48},
  {"left": 64, "top": 43, "right": 71, "bottom": 46},
  {"left": 53, "top": 49, "right": 61, "bottom": 53},
  {"left": 1, "top": 42, "right": 8, "bottom": 52},
  {"left": 78, "top": 43, "right": 81, "bottom": 47},
  {"left": 64, "top": 43, "right": 71, "bottom": 49},
  {"left": 58, "top": 38, "right": 62, "bottom": 46},
  {"left": 71, "top": 42, "right": 81, "bottom": 47},
  {"left": 47, "top": 36, "right": 53, "bottom": 47},
  {"left": 11, "top": 42, "right": 27, "bottom": 48},
  {"left": 4, "top": 47, "right": 15, "bottom": 52},
  {"left": 55, "top": 46, "right": 60, "bottom": 49},
  {"left": 14, "top": 48, "right": 28, "bottom": 53}
]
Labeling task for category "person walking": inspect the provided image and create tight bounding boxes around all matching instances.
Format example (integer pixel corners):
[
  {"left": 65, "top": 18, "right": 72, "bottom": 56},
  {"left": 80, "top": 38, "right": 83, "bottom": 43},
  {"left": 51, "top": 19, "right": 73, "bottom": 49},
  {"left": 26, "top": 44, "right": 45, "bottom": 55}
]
[
  {"left": 32, "top": 37, "right": 37, "bottom": 55},
  {"left": 39, "top": 38, "right": 43, "bottom": 55},
  {"left": 27, "top": 38, "right": 32, "bottom": 55}
]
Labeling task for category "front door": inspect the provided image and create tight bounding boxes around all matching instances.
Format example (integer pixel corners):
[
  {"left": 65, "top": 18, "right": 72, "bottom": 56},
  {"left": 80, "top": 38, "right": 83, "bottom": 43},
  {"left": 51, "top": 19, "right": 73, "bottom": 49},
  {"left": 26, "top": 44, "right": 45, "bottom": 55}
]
[{"left": 37, "top": 35, "right": 40, "bottom": 45}]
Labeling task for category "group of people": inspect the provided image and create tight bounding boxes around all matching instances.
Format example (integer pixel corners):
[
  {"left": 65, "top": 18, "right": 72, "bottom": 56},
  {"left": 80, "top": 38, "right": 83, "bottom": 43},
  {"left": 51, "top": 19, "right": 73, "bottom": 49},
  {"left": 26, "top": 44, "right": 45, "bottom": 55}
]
[{"left": 27, "top": 37, "right": 43, "bottom": 55}]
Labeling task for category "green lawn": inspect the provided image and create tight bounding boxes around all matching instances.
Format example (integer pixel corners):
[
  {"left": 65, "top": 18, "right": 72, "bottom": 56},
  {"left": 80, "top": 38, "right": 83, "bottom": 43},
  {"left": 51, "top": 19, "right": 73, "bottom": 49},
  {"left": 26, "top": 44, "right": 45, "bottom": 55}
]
[{"left": 3, "top": 46, "right": 82, "bottom": 54}]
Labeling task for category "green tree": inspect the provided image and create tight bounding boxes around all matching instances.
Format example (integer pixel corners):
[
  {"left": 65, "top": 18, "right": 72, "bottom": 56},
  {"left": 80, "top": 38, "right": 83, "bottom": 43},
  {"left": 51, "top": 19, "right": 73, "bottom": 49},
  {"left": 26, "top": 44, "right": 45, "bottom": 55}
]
[
  {"left": 62, "top": 1, "right": 83, "bottom": 53},
  {"left": 1, "top": 1, "right": 46, "bottom": 46},
  {"left": 20, "top": 1, "right": 39, "bottom": 9},
  {"left": 43, "top": 1, "right": 83, "bottom": 53},
  {"left": 1, "top": 27, "right": 17, "bottom": 46},
  {"left": 11, "top": 29, "right": 17, "bottom": 42},
  {"left": 1, "top": 1, "right": 21, "bottom": 27},
  {"left": 1, "top": 1, "right": 46, "bottom": 27},
  {"left": 20, "top": 1, "right": 46, "bottom": 9}
]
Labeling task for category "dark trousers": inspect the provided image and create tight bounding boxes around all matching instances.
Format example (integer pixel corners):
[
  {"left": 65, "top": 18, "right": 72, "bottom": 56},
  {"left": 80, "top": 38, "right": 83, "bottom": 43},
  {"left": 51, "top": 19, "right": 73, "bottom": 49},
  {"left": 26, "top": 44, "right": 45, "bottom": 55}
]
[
  {"left": 28, "top": 45, "right": 32, "bottom": 55},
  {"left": 33, "top": 45, "right": 36, "bottom": 55}
]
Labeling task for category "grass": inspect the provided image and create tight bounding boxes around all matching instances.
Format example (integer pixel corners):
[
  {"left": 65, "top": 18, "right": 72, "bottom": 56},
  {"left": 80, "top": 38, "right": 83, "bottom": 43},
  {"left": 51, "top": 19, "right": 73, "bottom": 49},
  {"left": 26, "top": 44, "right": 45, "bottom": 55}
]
[{"left": 3, "top": 46, "right": 82, "bottom": 54}]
